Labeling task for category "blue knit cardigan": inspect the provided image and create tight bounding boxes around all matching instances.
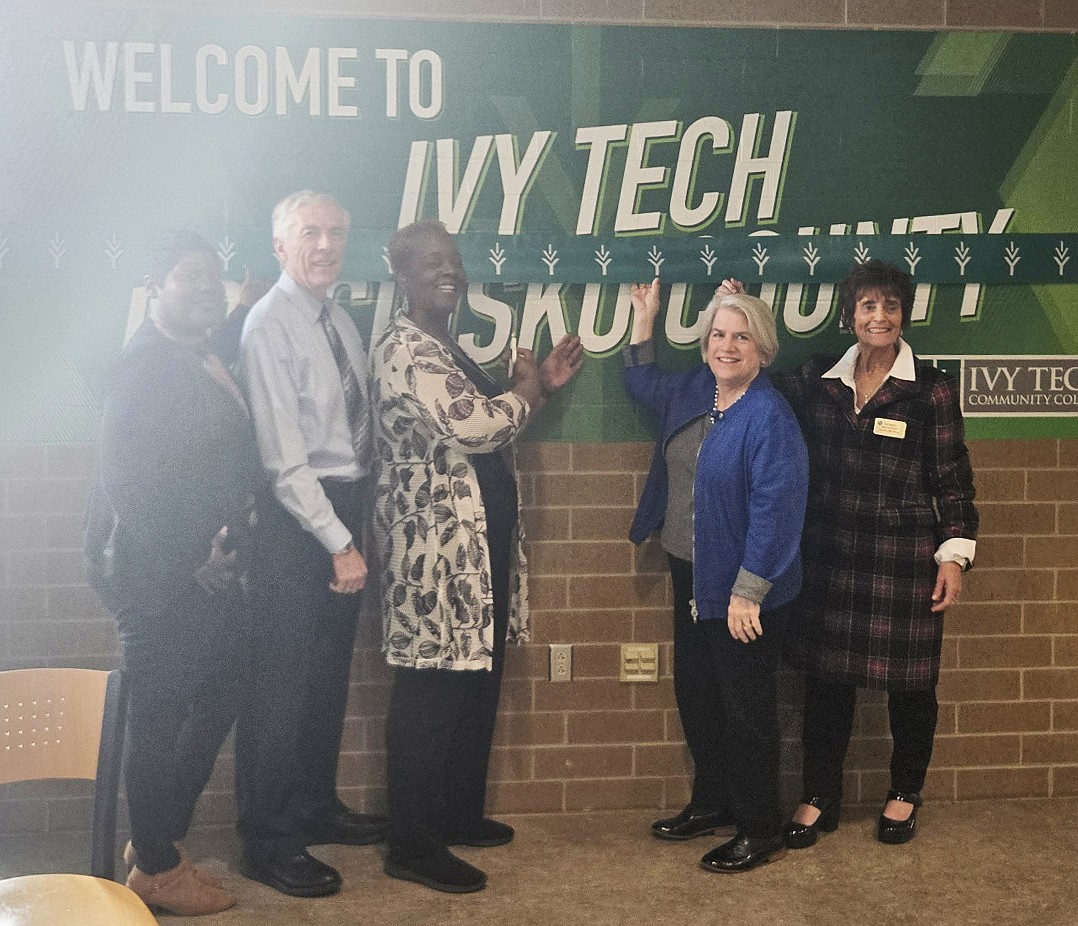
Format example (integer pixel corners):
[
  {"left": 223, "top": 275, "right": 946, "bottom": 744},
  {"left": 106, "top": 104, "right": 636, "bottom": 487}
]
[{"left": 625, "top": 349, "right": 809, "bottom": 620}]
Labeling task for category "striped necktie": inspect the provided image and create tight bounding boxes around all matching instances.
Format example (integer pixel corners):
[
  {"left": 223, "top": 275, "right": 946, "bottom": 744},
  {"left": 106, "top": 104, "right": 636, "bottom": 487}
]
[{"left": 319, "top": 301, "right": 369, "bottom": 470}]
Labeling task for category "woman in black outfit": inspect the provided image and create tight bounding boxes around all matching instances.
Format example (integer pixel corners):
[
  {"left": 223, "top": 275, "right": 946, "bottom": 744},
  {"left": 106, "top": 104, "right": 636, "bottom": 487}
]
[{"left": 86, "top": 231, "right": 263, "bottom": 915}]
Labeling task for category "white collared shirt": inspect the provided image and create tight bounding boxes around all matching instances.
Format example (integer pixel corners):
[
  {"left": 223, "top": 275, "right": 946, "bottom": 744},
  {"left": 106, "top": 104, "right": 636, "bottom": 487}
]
[
  {"left": 821, "top": 338, "right": 917, "bottom": 408},
  {"left": 821, "top": 338, "right": 975, "bottom": 570}
]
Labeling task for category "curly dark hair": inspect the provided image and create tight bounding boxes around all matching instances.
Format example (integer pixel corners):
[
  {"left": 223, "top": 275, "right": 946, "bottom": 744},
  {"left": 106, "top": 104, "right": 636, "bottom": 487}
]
[
  {"left": 837, "top": 259, "right": 915, "bottom": 330},
  {"left": 387, "top": 220, "right": 453, "bottom": 280}
]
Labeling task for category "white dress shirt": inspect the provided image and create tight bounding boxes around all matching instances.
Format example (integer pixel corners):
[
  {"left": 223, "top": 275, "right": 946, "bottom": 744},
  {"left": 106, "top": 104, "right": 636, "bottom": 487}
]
[{"left": 239, "top": 272, "right": 371, "bottom": 554}]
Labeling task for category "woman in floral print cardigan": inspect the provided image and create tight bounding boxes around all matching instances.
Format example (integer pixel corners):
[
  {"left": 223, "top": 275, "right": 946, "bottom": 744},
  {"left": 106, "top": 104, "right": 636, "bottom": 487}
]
[{"left": 372, "top": 220, "right": 582, "bottom": 894}]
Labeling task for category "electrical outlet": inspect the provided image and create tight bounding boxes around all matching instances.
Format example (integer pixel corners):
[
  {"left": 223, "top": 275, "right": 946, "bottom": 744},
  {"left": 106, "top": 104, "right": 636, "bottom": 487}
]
[
  {"left": 549, "top": 643, "right": 572, "bottom": 682},
  {"left": 620, "top": 643, "right": 659, "bottom": 682}
]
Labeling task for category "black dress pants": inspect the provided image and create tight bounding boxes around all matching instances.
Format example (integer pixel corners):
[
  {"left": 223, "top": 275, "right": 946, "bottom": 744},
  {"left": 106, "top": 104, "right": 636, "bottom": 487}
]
[
  {"left": 118, "top": 581, "right": 248, "bottom": 874},
  {"left": 668, "top": 554, "right": 788, "bottom": 839},
  {"left": 384, "top": 494, "right": 514, "bottom": 857},
  {"left": 800, "top": 674, "right": 939, "bottom": 800},
  {"left": 668, "top": 554, "right": 725, "bottom": 813},
  {"left": 236, "top": 480, "right": 365, "bottom": 859}
]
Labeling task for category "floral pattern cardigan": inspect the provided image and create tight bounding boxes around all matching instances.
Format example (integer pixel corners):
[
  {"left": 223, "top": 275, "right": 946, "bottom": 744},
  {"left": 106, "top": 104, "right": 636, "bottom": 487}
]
[{"left": 371, "top": 315, "right": 532, "bottom": 671}]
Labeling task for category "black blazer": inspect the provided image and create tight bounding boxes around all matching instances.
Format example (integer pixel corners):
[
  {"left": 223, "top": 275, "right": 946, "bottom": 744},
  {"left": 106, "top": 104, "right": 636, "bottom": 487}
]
[{"left": 85, "top": 321, "right": 263, "bottom": 614}]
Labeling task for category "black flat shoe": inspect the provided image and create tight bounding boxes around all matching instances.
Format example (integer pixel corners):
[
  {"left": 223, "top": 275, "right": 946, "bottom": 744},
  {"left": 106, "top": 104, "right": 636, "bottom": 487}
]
[
  {"left": 700, "top": 834, "right": 786, "bottom": 873},
  {"left": 306, "top": 807, "right": 387, "bottom": 846},
  {"left": 241, "top": 849, "right": 341, "bottom": 897},
  {"left": 447, "top": 818, "right": 514, "bottom": 847},
  {"left": 784, "top": 796, "right": 841, "bottom": 849},
  {"left": 651, "top": 806, "right": 736, "bottom": 841},
  {"left": 876, "top": 790, "right": 922, "bottom": 845},
  {"left": 384, "top": 847, "right": 486, "bottom": 894}
]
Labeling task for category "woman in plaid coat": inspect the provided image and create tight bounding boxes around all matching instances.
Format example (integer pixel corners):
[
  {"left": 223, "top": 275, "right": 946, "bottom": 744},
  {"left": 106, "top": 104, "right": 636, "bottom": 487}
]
[{"left": 767, "top": 260, "right": 978, "bottom": 847}]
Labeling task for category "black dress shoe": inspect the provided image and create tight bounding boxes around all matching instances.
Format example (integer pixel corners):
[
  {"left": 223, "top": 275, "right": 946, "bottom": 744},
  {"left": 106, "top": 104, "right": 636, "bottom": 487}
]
[
  {"left": 241, "top": 849, "right": 341, "bottom": 897},
  {"left": 306, "top": 808, "right": 387, "bottom": 846},
  {"left": 700, "top": 834, "right": 786, "bottom": 873},
  {"left": 651, "top": 806, "right": 736, "bottom": 841},
  {"left": 784, "top": 795, "right": 841, "bottom": 849},
  {"left": 877, "top": 790, "right": 922, "bottom": 845},
  {"left": 384, "top": 847, "right": 486, "bottom": 894},
  {"left": 447, "top": 818, "right": 514, "bottom": 847}
]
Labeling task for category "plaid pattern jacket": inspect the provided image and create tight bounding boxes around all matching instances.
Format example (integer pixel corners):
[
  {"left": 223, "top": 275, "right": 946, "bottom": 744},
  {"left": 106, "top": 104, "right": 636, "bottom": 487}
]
[{"left": 773, "top": 354, "right": 978, "bottom": 690}]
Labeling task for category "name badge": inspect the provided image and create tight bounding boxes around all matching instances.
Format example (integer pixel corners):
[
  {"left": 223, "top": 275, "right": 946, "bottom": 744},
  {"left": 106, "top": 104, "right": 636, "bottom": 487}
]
[{"left": 873, "top": 417, "right": 907, "bottom": 439}]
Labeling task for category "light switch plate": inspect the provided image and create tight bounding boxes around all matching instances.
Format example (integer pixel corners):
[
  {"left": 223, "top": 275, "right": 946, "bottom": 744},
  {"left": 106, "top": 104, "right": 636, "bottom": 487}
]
[{"left": 620, "top": 643, "right": 659, "bottom": 683}]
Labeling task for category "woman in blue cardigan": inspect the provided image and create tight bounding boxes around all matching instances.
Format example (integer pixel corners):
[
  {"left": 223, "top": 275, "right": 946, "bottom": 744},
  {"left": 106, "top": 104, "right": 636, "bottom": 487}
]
[{"left": 625, "top": 279, "right": 808, "bottom": 873}]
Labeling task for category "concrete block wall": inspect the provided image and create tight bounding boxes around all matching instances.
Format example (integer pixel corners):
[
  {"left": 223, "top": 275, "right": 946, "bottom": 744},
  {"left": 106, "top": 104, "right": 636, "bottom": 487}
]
[{"left": 3, "top": 0, "right": 1077, "bottom": 835}]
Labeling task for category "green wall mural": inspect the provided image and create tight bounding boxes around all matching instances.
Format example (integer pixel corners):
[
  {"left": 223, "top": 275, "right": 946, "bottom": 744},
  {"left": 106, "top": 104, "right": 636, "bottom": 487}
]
[{"left": 2, "top": 10, "right": 1077, "bottom": 442}]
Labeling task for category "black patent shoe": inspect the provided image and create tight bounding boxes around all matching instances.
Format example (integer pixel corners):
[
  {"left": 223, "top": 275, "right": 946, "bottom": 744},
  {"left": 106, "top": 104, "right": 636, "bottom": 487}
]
[
  {"left": 240, "top": 849, "right": 342, "bottom": 897},
  {"left": 700, "top": 834, "right": 786, "bottom": 873},
  {"left": 876, "top": 790, "right": 922, "bottom": 845},
  {"left": 651, "top": 805, "right": 736, "bottom": 841},
  {"left": 784, "top": 796, "right": 841, "bottom": 849}
]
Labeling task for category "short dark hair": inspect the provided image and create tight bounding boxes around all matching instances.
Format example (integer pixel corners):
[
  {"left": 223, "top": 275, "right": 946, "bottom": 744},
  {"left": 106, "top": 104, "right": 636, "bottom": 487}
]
[
  {"left": 838, "top": 259, "right": 915, "bottom": 329},
  {"left": 147, "top": 231, "right": 216, "bottom": 284},
  {"left": 387, "top": 220, "right": 452, "bottom": 279}
]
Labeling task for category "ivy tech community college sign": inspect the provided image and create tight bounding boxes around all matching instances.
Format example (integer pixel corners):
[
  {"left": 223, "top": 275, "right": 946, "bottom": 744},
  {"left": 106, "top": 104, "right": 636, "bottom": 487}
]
[{"left": 936, "top": 358, "right": 1078, "bottom": 416}]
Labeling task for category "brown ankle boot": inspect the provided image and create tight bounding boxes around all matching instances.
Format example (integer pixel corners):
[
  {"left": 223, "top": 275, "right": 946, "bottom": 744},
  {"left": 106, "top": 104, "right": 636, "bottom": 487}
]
[
  {"left": 127, "top": 858, "right": 236, "bottom": 916},
  {"left": 124, "top": 841, "right": 225, "bottom": 890}
]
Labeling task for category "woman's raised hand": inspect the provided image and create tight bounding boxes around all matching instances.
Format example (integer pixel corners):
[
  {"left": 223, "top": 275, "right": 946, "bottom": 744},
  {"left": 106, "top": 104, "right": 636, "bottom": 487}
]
[
  {"left": 540, "top": 334, "right": 584, "bottom": 394},
  {"left": 629, "top": 277, "right": 661, "bottom": 344},
  {"left": 718, "top": 277, "right": 745, "bottom": 296},
  {"left": 630, "top": 277, "right": 661, "bottom": 316},
  {"left": 511, "top": 344, "right": 542, "bottom": 401}
]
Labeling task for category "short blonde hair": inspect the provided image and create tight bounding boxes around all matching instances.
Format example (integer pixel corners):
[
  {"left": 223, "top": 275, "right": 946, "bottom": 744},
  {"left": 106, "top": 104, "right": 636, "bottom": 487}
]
[{"left": 699, "top": 291, "right": 779, "bottom": 366}]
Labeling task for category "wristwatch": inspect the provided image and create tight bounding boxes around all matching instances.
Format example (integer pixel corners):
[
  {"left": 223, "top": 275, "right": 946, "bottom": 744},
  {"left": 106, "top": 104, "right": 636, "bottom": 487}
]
[{"left": 333, "top": 540, "right": 355, "bottom": 557}]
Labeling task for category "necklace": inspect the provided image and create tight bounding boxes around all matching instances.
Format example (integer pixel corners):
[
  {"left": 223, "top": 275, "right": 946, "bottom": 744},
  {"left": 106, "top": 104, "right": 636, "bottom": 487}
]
[
  {"left": 710, "top": 382, "right": 748, "bottom": 422},
  {"left": 854, "top": 349, "right": 896, "bottom": 408},
  {"left": 854, "top": 367, "right": 887, "bottom": 409}
]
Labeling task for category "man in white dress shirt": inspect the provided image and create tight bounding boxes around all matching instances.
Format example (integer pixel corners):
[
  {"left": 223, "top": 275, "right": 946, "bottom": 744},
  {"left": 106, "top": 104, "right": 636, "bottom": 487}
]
[{"left": 236, "top": 190, "right": 382, "bottom": 897}]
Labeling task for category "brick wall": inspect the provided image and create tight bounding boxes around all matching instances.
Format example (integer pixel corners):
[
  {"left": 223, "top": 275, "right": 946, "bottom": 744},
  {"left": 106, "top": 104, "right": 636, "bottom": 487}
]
[
  {"left": 4, "top": 0, "right": 1077, "bottom": 835},
  {"left": 4, "top": 434, "right": 1078, "bottom": 833},
  {"left": 514, "top": 438, "right": 1078, "bottom": 811}
]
